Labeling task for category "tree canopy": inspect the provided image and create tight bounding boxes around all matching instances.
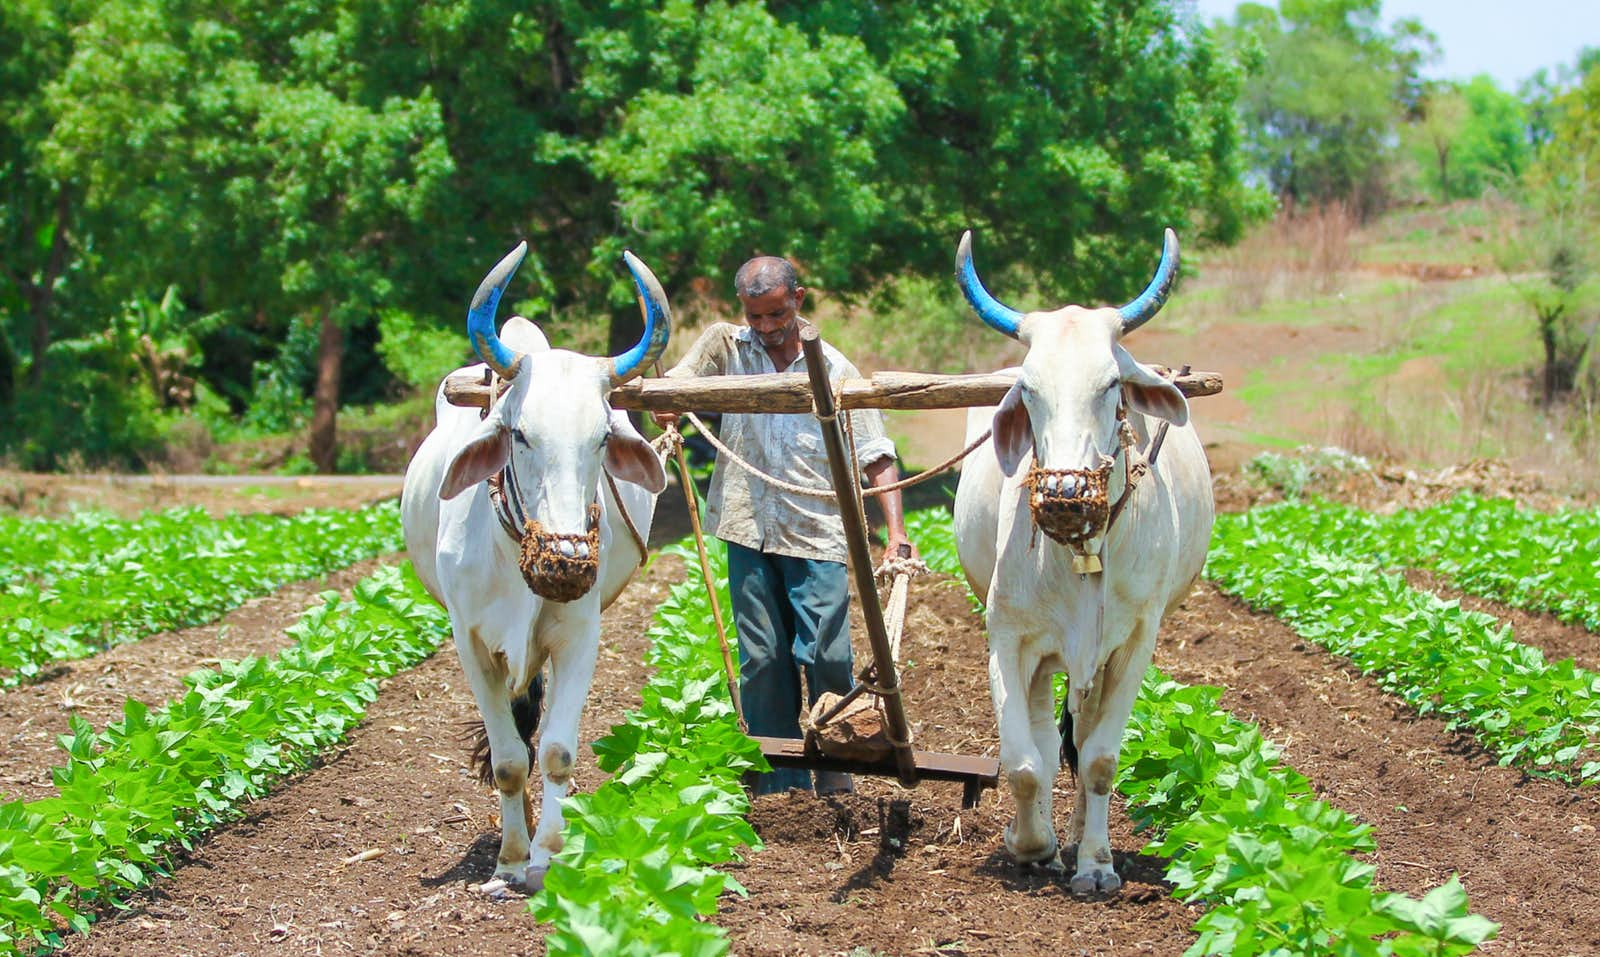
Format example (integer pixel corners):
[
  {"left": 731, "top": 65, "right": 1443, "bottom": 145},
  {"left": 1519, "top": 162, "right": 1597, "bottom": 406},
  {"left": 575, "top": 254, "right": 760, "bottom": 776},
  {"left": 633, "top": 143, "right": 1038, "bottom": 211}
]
[
  {"left": 1, "top": 0, "right": 1260, "bottom": 469},
  {"left": 1217, "top": 0, "right": 1435, "bottom": 213}
]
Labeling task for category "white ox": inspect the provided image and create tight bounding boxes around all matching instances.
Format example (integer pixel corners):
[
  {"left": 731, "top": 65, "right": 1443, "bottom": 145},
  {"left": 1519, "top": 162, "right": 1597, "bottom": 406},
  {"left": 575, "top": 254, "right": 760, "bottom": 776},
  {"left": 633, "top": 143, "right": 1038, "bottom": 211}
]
[
  {"left": 401, "top": 242, "right": 670, "bottom": 889},
  {"left": 951, "top": 230, "right": 1213, "bottom": 895}
]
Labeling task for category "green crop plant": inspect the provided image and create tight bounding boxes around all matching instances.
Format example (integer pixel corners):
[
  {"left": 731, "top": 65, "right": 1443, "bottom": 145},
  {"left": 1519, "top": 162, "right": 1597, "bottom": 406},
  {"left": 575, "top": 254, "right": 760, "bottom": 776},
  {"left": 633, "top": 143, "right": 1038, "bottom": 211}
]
[
  {"left": 0, "top": 501, "right": 405, "bottom": 686},
  {"left": 1208, "top": 506, "right": 1600, "bottom": 784},
  {"left": 0, "top": 564, "right": 446, "bottom": 954},
  {"left": 531, "top": 540, "right": 763, "bottom": 956}
]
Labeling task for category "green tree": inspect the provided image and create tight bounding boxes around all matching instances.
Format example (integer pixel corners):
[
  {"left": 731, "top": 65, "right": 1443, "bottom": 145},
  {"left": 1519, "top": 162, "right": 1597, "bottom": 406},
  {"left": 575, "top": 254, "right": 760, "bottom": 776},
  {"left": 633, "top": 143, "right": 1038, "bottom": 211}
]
[
  {"left": 1220, "top": 0, "right": 1436, "bottom": 214},
  {"left": 1409, "top": 76, "right": 1529, "bottom": 200},
  {"left": 0, "top": 0, "right": 88, "bottom": 391},
  {"left": 1500, "top": 56, "right": 1600, "bottom": 407},
  {"left": 6, "top": 0, "right": 1260, "bottom": 471},
  {"left": 44, "top": 0, "right": 454, "bottom": 472}
]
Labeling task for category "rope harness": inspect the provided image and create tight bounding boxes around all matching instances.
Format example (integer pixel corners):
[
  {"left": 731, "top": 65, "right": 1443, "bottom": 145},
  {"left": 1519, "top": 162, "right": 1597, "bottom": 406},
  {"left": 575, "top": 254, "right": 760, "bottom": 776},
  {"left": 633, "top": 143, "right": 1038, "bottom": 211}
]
[
  {"left": 1021, "top": 367, "right": 1188, "bottom": 572},
  {"left": 477, "top": 370, "right": 660, "bottom": 600}
]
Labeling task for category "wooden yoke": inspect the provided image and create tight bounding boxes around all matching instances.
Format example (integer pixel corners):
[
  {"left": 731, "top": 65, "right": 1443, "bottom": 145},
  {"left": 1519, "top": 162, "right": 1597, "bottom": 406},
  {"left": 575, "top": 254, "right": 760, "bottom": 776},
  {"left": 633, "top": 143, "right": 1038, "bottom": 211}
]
[{"left": 443, "top": 367, "right": 1224, "bottom": 414}]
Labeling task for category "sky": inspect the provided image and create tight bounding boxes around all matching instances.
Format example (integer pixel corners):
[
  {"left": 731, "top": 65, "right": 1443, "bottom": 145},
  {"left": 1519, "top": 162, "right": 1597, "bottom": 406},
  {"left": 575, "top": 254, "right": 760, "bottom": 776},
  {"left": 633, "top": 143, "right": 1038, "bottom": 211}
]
[{"left": 1189, "top": 0, "right": 1600, "bottom": 92}]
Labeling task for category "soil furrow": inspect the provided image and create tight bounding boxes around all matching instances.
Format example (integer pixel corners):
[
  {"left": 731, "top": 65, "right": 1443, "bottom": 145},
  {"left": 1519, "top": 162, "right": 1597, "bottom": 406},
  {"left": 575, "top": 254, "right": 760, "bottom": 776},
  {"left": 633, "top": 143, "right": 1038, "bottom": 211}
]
[
  {"left": 58, "top": 555, "right": 685, "bottom": 957},
  {"left": 0, "top": 557, "right": 392, "bottom": 804},
  {"left": 719, "top": 576, "right": 1201, "bottom": 957},
  {"left": 1161, "top": 582, "right": 1600, "bottom": 956}
]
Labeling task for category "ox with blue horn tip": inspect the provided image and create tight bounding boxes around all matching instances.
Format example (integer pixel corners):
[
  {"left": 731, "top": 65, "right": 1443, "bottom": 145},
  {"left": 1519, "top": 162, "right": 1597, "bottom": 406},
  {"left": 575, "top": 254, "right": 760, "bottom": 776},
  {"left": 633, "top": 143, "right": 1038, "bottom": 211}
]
[
  {"left": 611, "top": 249, "right": 672, "bottom": 385},
  {"left": 954, "top": 228, "right": 1181, "bottom": 335},
  {"left": 1116, "top": 227, "right": 1180, "bottom": 334},
  {"left": 464, "top": 242, "right": 673, "bottom": 385},
  {"left": 955, "top": 230, "right": 1025, "bottom": 339}
]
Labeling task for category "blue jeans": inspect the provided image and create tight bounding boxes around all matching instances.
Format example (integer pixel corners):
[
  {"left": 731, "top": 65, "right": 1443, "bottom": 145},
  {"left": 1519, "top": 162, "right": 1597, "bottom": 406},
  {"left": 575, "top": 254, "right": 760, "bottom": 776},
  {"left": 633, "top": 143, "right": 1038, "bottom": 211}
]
[{"left": 726, "top": 541, "right": 854, "bottom": 795}]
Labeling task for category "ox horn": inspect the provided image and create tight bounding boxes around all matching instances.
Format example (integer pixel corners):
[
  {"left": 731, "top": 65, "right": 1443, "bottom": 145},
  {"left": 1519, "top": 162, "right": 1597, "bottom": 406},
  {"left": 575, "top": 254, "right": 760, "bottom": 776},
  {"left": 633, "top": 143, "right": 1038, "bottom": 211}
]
[
  {"left": 466, "top": 241, "right": 529, "bottom": 379},
  {"left": 954, "top": 230, "right": 1024, "bottom": 339},
  {"left": 1117, "top": 228, "right": 1180, "bottom": 335},
  {"left": 608, "top": 250, "right": 672, "bottom": 385}
]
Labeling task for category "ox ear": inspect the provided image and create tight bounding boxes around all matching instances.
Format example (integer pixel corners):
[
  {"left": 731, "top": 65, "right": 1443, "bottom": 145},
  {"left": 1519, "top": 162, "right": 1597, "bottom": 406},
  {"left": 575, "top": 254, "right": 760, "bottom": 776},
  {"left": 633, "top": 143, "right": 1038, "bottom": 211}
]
[
  {"left": 440, "top": 422, "right": 511, "bottom": 501},
  {"left": 992, "top": 380, "right": 1034, "bottom": 477},
  {"left": 604, "top": 421, "right": 667, "bottom": 493},
  {"left": 1114, "top": 345, "right": 1189, "bottom": 426}
]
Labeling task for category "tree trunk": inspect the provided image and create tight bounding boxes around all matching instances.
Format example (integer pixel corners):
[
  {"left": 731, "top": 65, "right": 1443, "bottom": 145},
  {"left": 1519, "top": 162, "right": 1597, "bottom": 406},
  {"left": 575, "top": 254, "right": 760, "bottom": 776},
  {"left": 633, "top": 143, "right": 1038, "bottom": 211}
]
[
  {"left": 1539, "top": 306, "right": 1561, "bottom": 407},
  {"left": 0, "top": 330, "right": 14, "bottom": 406},
  {"left": 309, "top": 299, "right": 343, "bottom": 474},
  {"left": 1435, "top": 145, "right": 1450, "bottom": 200},
  {"left": 24, "top": 193, "right": 72, "bottom": 386}
]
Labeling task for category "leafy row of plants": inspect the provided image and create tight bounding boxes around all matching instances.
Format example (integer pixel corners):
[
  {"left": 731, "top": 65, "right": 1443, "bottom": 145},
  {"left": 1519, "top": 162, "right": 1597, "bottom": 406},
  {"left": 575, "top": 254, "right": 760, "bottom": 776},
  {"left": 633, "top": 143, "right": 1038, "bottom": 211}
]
[
  {"left": 0, "top": 510, "right": 153, "bottom": 586},
  {"left": 1237, "top": 495, "right": 1600, "bottom": 630},
  {"left": 0, "top": 500, "right": 405, "bottom": 686},
  {"left": 0, "top": 563, "right": 448, "bottom": 955},
  {"left": 907, "top": 504, "right": 1495, "bottom": 955},
  {"left": 531, "top": 540, "right": 765, "bottom": 956},
  {"left": 1208, "top": 509, "right": 1600, "bottom": 785},
  {"left": 1120, "top": 672, "right": 1496, "bottom": 956}
]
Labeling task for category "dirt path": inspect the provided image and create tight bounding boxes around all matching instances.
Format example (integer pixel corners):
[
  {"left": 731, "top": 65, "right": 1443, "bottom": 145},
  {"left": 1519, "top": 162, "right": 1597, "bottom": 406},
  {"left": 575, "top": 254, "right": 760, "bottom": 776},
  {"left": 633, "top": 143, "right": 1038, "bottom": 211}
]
[{"left": 0, "top": 557, "right": 391, "bottom": 804}]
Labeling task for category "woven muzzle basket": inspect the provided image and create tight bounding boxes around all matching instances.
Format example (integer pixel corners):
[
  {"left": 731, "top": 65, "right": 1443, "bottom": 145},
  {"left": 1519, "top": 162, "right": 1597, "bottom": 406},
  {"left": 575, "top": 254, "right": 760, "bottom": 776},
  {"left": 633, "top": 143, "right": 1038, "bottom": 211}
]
[
  {"left": 518, "top": 503, "right": 602, "bottom": 602},
  {"left": 1024, "top": 460, "right": 1113, "bottom": 548}
]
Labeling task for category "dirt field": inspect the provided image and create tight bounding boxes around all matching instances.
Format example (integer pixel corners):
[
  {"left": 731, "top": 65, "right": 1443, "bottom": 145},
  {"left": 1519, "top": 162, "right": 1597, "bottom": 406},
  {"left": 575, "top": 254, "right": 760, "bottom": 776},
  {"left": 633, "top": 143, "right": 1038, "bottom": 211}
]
[{"left": 0, "top": 465, "right": 1592, "bottom": 957}]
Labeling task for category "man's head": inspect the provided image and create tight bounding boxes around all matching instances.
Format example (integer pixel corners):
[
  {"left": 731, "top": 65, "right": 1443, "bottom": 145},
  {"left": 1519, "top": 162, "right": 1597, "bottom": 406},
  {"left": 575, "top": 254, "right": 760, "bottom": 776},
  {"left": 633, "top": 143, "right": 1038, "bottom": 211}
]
[{"left": 735, "top": 256, "right": 805, "bottom": 351}]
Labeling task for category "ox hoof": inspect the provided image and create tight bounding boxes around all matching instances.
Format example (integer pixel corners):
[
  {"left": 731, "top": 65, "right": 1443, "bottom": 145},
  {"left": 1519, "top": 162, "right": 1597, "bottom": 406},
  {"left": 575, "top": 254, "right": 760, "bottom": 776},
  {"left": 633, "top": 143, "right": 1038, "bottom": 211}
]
[
  {"left": 1004, "top": 825, "right": 1056, "bottom": 876},
  {"left": 1069, "top": 869, "right": 1122, "bottom": 897},
  {"left": 1019, "top": 851, "right": 1065, "bottom": 876},
  {"left": 520, "top": 865, "right": 549, "bottom": 893}
]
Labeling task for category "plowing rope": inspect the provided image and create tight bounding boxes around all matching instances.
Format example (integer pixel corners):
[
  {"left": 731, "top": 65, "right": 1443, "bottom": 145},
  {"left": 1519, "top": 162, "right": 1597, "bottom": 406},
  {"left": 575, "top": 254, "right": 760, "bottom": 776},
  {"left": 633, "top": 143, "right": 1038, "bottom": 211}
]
[
  {"left": 875, "top": 555, "right": 929, "bottom": 665},
  {"left": 678, "top": 409, "right": 992, "bottom": 499}
]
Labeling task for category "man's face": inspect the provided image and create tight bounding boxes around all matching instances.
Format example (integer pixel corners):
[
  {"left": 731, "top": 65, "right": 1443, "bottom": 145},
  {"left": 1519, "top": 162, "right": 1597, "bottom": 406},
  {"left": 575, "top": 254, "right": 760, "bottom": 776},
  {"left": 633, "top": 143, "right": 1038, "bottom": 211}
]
[{"left": 739, "top": 286, "right": 804, "bottom": 350}]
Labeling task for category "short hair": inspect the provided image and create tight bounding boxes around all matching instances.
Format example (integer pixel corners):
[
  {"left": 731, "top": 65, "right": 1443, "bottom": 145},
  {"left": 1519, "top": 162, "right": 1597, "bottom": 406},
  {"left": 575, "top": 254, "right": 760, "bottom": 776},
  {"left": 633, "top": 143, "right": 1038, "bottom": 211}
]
[{"left": 734, "top": 257, "right": 798, "bottom": 299}]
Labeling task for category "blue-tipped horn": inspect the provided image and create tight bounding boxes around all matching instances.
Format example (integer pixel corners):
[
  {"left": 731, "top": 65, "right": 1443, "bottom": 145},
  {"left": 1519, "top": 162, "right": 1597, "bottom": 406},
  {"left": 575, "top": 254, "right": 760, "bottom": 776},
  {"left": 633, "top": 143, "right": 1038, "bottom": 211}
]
[
  {"left": 955, "top": 231, "right": 1023, "bottom": 339},
  {"left": 467, "top": 241, "right": 529, "bottom": 379},
  {"left": 1117, "top": 228, "right": 1179, "bottom": 334},
  {"left": 609, "top": 250, "right": 672, "bottom": 385}
]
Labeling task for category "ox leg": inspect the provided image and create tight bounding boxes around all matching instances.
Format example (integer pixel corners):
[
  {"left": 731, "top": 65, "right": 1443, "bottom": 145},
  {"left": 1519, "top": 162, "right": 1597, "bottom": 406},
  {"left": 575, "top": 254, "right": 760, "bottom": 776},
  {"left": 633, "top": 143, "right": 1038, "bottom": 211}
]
[
  {"left": 525, "top": 628, "right": 599, "bottom": 886},
  {"left": 1024, "top": 662, "right": 1064, "bottom": 872},
  {"left": 1068, "top": 621, "right": 1157, "bottom": 896},
  {"left": 988, "top": 640, "right": 1056, "bottom": 866},
  {"left": 1063, "top": 677, "right": 1106, "bottom": 849},
  {"left": 454, "top": 623, "right": 533, "bottom": 884}
]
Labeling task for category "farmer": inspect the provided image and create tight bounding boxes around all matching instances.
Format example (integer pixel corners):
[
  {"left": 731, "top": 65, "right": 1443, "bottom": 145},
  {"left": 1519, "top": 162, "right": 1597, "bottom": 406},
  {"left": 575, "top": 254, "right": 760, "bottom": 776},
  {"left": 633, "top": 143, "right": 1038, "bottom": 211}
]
[{"left": 653, "top": 255, "right": 918, "bottom": 795}]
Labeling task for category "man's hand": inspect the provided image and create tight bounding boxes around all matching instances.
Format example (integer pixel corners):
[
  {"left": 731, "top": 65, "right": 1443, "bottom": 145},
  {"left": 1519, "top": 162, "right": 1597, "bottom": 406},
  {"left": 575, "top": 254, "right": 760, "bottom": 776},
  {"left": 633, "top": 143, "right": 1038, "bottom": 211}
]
[
  {"left": 651, "top": 411, "right": 681, "bottom": 430},
  {"left": 883, "top": 533, "right": 920, "bottom": 564}
]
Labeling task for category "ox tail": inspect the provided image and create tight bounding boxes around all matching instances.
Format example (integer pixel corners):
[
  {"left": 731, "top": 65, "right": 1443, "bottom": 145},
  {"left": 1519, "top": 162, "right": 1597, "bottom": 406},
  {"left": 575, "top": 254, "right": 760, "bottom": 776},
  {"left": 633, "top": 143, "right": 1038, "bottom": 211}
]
[
  {"left": 1058, "top": 705, "right": 1079, "bottom": 777},
  {"left": 466, "top": 675, "right": 545, "bottom": 787}
]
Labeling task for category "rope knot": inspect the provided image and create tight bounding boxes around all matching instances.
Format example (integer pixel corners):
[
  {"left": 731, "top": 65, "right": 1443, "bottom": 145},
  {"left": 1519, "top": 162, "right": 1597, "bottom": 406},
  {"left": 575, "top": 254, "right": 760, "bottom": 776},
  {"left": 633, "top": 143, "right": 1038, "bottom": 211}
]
[{"left": 874, "top": 555, "right": 930, "bottom": 586}]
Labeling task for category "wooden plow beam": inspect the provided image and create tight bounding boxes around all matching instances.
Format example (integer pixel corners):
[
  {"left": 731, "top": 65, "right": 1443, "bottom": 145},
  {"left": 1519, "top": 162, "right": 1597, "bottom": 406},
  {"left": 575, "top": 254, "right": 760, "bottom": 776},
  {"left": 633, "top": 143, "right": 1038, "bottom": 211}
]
[{"left": 444, "top": 365, "right": 1223, "bottom": 415}]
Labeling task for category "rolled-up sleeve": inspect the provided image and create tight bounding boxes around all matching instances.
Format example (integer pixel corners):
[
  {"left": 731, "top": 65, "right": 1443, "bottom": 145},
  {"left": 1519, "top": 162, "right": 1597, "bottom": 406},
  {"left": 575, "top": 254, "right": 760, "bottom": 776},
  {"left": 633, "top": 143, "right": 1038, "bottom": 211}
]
[{"left": 847, "top": 409, "right": 896, "bottom": 471}]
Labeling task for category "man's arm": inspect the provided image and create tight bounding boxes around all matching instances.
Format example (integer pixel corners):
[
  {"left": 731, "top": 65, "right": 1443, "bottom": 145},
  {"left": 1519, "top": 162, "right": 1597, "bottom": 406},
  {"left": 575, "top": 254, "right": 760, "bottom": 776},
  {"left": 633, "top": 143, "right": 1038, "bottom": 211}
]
[{"left": 863, "top": 457, "right": 919, "bottom": 562}]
